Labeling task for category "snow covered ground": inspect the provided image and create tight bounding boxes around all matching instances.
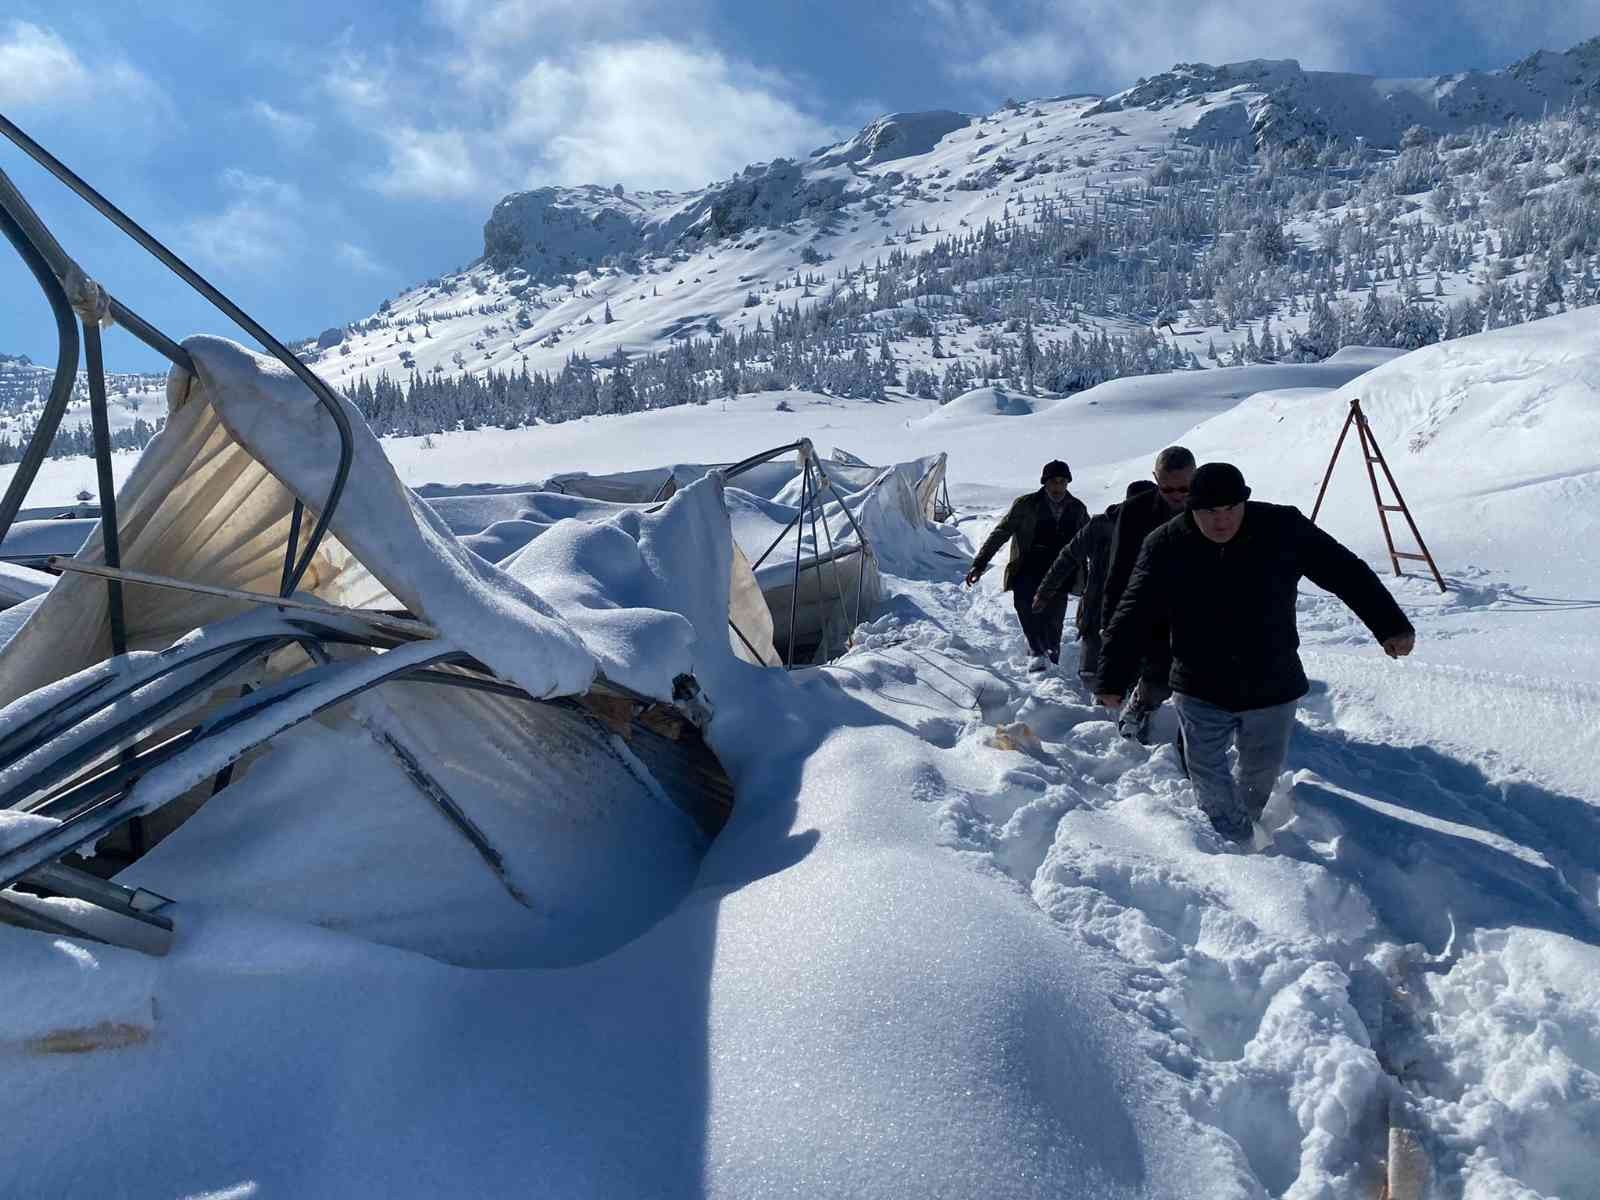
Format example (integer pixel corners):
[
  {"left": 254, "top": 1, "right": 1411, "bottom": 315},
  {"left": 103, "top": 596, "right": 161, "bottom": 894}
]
[{"left": 2, "top": 312, "right": 1598, "bottom": 1197}]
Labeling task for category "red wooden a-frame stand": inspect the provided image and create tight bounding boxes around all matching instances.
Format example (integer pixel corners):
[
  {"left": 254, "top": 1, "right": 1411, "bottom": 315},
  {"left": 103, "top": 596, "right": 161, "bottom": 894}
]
[{"left": 1311, "top": 397, "right": 1446, "bottom": 593}]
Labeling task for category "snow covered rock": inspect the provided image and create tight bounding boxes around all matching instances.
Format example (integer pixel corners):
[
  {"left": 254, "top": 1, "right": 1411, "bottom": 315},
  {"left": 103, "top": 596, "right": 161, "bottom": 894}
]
[{"left": 810, "top": 111, "right": 971, "bottom": 168}]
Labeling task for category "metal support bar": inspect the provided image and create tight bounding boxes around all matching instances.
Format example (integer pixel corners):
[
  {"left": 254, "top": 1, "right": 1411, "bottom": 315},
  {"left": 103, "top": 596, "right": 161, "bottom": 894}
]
[
  {"left": 0, "top": 644, "right": 468, "bottom": 889},
  {"left": 786, "top": 449, "right": 807, "bottom": 669},
  {"left": 0, "top": 637, "right": 280, "bottom": 773},
  {"left": 1310, "top": 402, "right": 1356, "bottom": 524},
  {"left": 0, "top": 892, "right": 110, "bottom": 945},
  {"left": 106, "top": 295, "right": 193, "bottom": 371},
  {"left": 81, "top": 320, "right": 127, "bottom": 656},
  {"left": 1360, "top": 411, "right": 1447, "bottom": 594},
  {"left": 48, "top": 558, "right": 439, "bottom": 640},
  {"left": 1310, "top": 398, "right": 1446, "bottom": 593},
  {"left": 812, "top": 466, "right": 853, "bottom": 646},
  {"left": 751, "top": 508, "right": 804, "bottom": 572},
  {"left": 727, "top": 618, "right": 767, "bottom": 665},
  {"left": 8, "top": 639, "right": 290, "bottom": 815},
  {"left": 279, "top": 500, "right": 305, "bottom": 599},
  {"left": 22, "top": 862, "right": 173, "bottom": 931},
  {"left": 0, "top": 116, "right": 354, "bottom": 595},
  {"left": 0, "top": 202, "right": 79, "bottom": 545},
  {"left": 721, "top": 440, "right": 806, "bottom": 483}
]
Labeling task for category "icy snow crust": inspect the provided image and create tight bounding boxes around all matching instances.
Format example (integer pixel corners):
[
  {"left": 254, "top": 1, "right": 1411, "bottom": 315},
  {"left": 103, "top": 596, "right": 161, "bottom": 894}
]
[{"left": 4, "top": 316, "right": 1600, "bottom": 1197}]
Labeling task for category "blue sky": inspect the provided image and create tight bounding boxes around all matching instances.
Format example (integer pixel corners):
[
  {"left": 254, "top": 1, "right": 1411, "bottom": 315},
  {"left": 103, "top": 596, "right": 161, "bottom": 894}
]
[{"left": 3, "top": 0, "right": 1599, "bottom": 371}]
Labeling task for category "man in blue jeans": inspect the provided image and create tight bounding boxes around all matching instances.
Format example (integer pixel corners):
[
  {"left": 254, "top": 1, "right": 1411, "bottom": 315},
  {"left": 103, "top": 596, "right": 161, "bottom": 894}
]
[{"left": 1093, "top": 462, "right": 1416, "bottom": 843}]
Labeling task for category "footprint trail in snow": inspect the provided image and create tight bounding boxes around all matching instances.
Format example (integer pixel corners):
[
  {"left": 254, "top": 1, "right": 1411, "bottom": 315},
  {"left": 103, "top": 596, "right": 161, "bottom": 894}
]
[{"left": 832, "top": 557, "right": 1600, "bottom": 1200}]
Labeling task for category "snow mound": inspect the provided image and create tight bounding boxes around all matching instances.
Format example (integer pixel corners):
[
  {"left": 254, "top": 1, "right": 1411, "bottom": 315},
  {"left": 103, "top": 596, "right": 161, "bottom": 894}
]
[
  {"left": 1153, "top": 307, "right": 1600, "bottom": 576},
  {"left": 916, "top": 385, "right": 1058, "bottom": 422}
]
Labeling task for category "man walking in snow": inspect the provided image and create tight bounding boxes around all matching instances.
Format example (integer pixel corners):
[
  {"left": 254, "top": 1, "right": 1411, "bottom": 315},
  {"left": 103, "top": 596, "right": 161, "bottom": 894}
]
[
  {"left": 1094, "top": 462, "right": 1415, "bottom": 844},
  {"left": 1030, "top": 479, "right": 1159, "bottom": 685},
  {"left": 1098, "top": 446, "right": 1197, "bottom": 742},
  {"left": 964, "top": 460, "right": 1088, "bottom": 671}
]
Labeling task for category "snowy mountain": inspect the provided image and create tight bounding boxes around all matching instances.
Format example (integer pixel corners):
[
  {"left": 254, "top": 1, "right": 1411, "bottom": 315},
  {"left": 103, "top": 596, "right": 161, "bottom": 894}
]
[{"left": 276, "top": 31, "right": 1600, "bottom": 456}]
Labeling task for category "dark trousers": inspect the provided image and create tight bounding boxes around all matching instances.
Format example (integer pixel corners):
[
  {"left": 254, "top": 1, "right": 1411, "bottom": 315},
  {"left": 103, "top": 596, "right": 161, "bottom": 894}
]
[
  {"left": 1011, "top": 572, "right": 1068, "bottom": 661},
  {"left": 1172, "top": 693, "right": 1296, "bottom": 840},
  {"left": 1076, "top": 627, "right": 1102, "bottom": 680}
]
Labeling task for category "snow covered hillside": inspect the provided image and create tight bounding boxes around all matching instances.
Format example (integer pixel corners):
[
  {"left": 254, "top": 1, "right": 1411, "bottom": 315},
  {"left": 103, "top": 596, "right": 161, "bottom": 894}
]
[
  {"left": 4, "top": 278, "right": 1598, "bottom": 1197},
  {"left": 246, "top": 33, "right": 1600, "bottom": 462},
  {"left": 0, "top": 353, "right": 167, "bottom": 465}
]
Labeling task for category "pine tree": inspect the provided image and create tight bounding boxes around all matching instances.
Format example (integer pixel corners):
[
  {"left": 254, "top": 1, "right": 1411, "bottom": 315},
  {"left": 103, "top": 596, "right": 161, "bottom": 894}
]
[
  {"left": 1357, "top": 287, "right": 1389, "bottom": 345},
  {"left": 1020, "top": 316, "right": 1039, "bottom": 395}
]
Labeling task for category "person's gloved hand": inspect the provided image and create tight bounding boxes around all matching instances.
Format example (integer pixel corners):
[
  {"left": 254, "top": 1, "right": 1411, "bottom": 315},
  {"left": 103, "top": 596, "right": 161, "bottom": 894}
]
[{"left": 1382, "top": 632, "right": 1415, "bottom": 658}]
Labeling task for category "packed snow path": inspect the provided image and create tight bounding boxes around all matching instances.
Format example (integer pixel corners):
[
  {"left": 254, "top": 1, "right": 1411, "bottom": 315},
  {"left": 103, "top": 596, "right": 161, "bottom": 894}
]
[{"left": 834, "top": 532, "right": 1600, "bottom": 1199}]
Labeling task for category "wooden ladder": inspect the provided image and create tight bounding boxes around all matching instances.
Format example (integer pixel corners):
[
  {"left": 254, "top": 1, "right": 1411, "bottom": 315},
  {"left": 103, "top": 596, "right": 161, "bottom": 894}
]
[{"left": 1311, "top": 397, "right": 1446, "bottom": 593}]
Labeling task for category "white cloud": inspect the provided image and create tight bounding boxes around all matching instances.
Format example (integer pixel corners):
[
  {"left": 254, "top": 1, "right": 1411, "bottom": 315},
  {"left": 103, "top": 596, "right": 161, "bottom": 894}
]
[
  {"left": 334, "top": 242, "right": 389, "bottom": 276},
  {"left": 503, "top": 42, "right": 840, "bottom": 191},
  {"left": 183, "top": 170, "right": 306, "bottom": 271},
  {"left": 249, "top": 101, "right": 316, "bottom": 148},
  {"left": 0, "top": 21, "right": 86, "bottom": 107},
  {"left": 323, "top": 43, "right": 395, "bottom": 114},
  {"left": 918, "top": 0, "right": 1387, "bottom": 95},
  {"left": 344, "top": 38, "right": 838, "bottom": 201},
  {"left": 371, "top": 127, "right": 483, "bottom": 200},
  {"left": 0, "top": 20, "right": 163, "bottom": 112}
]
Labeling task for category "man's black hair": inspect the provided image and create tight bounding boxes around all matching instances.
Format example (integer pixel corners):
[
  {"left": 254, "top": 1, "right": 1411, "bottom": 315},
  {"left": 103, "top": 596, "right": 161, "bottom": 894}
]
[{"left": 1153, "top": 446, "right": 1195, "bottom": 473}]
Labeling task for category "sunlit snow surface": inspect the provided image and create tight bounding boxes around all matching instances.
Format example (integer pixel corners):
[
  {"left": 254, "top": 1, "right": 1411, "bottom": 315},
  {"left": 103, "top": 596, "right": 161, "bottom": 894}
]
[{"left": 3, "top": 313, "right": 1599, "bottom": 1197}]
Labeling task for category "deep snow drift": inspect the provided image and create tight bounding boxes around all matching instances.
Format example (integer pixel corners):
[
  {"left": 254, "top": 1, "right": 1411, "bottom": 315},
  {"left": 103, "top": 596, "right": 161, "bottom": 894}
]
[{"left": 2, "top": 312, "right": 1599, "bottom": 1198}]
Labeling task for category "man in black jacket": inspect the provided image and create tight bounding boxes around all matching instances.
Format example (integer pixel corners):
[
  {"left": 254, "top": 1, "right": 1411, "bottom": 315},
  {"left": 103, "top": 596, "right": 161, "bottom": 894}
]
[
  {"left": 1095, "top": 462, "right": 1415, "bottom": 844},
  {"left": 1099, "top": 446, "right": 1197, "bottom": 741},
  {"left": 1031, "top": 479, "right": 1158, "bottom": 685},
  {"left": 964, "top": 460, "right": 1089, "bottom": 671}
]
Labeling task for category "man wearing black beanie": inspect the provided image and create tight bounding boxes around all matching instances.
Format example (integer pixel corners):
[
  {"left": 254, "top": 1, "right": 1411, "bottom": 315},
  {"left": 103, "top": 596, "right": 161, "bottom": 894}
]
[
  {"left": 965, "top": 459, "right": 1089, "bottom": 671},
  {"left": 1095, "top": 462, "right": 1415, "bottom": 844}
]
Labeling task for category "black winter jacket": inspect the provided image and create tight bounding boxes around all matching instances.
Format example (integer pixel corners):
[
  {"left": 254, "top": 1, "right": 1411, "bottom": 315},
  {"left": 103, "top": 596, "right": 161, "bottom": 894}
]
[
  {"left": 971, "top": 490, "right": 1089, "bottom": 592},
  {"left": 1100, "top": 487, "right": 1188, "bottom": 636},
  {"left": 1037, "top": 504, "right": 1116, "bottom": 633},
  {"left": 1096, "top": 502, "right": 1414, "bottom": 712}
]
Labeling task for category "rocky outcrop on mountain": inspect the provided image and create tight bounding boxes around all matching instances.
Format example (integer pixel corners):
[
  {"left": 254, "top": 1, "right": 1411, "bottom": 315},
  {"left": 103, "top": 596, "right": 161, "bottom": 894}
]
[
  {"left": 478, "top": 114, "right": 967, "bottom": 279},
  {"left": 1091, "top": 43, "right": 1600, "bottom": 150},
  {"left": 810, "top": 111, "right": 971, "bottom": 168},
  {"left": 482, "top": 185, "right": 677, "bottom": 277}
]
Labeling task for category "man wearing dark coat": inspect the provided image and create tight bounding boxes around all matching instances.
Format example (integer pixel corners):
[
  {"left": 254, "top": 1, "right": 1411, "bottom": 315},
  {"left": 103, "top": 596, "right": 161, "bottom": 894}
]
[
  {"left": 964, "top": 460, "right": 1089, "bottom": 671},
  {"left": 1098, "top": 445, "right": 1197, "bottom": 742},
  {"left": 1031, "top": 478, "right": 1159, "bottom": 685},
  {"left": 1095, "top": 462, "right": 1416, "bottom": 844}
]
